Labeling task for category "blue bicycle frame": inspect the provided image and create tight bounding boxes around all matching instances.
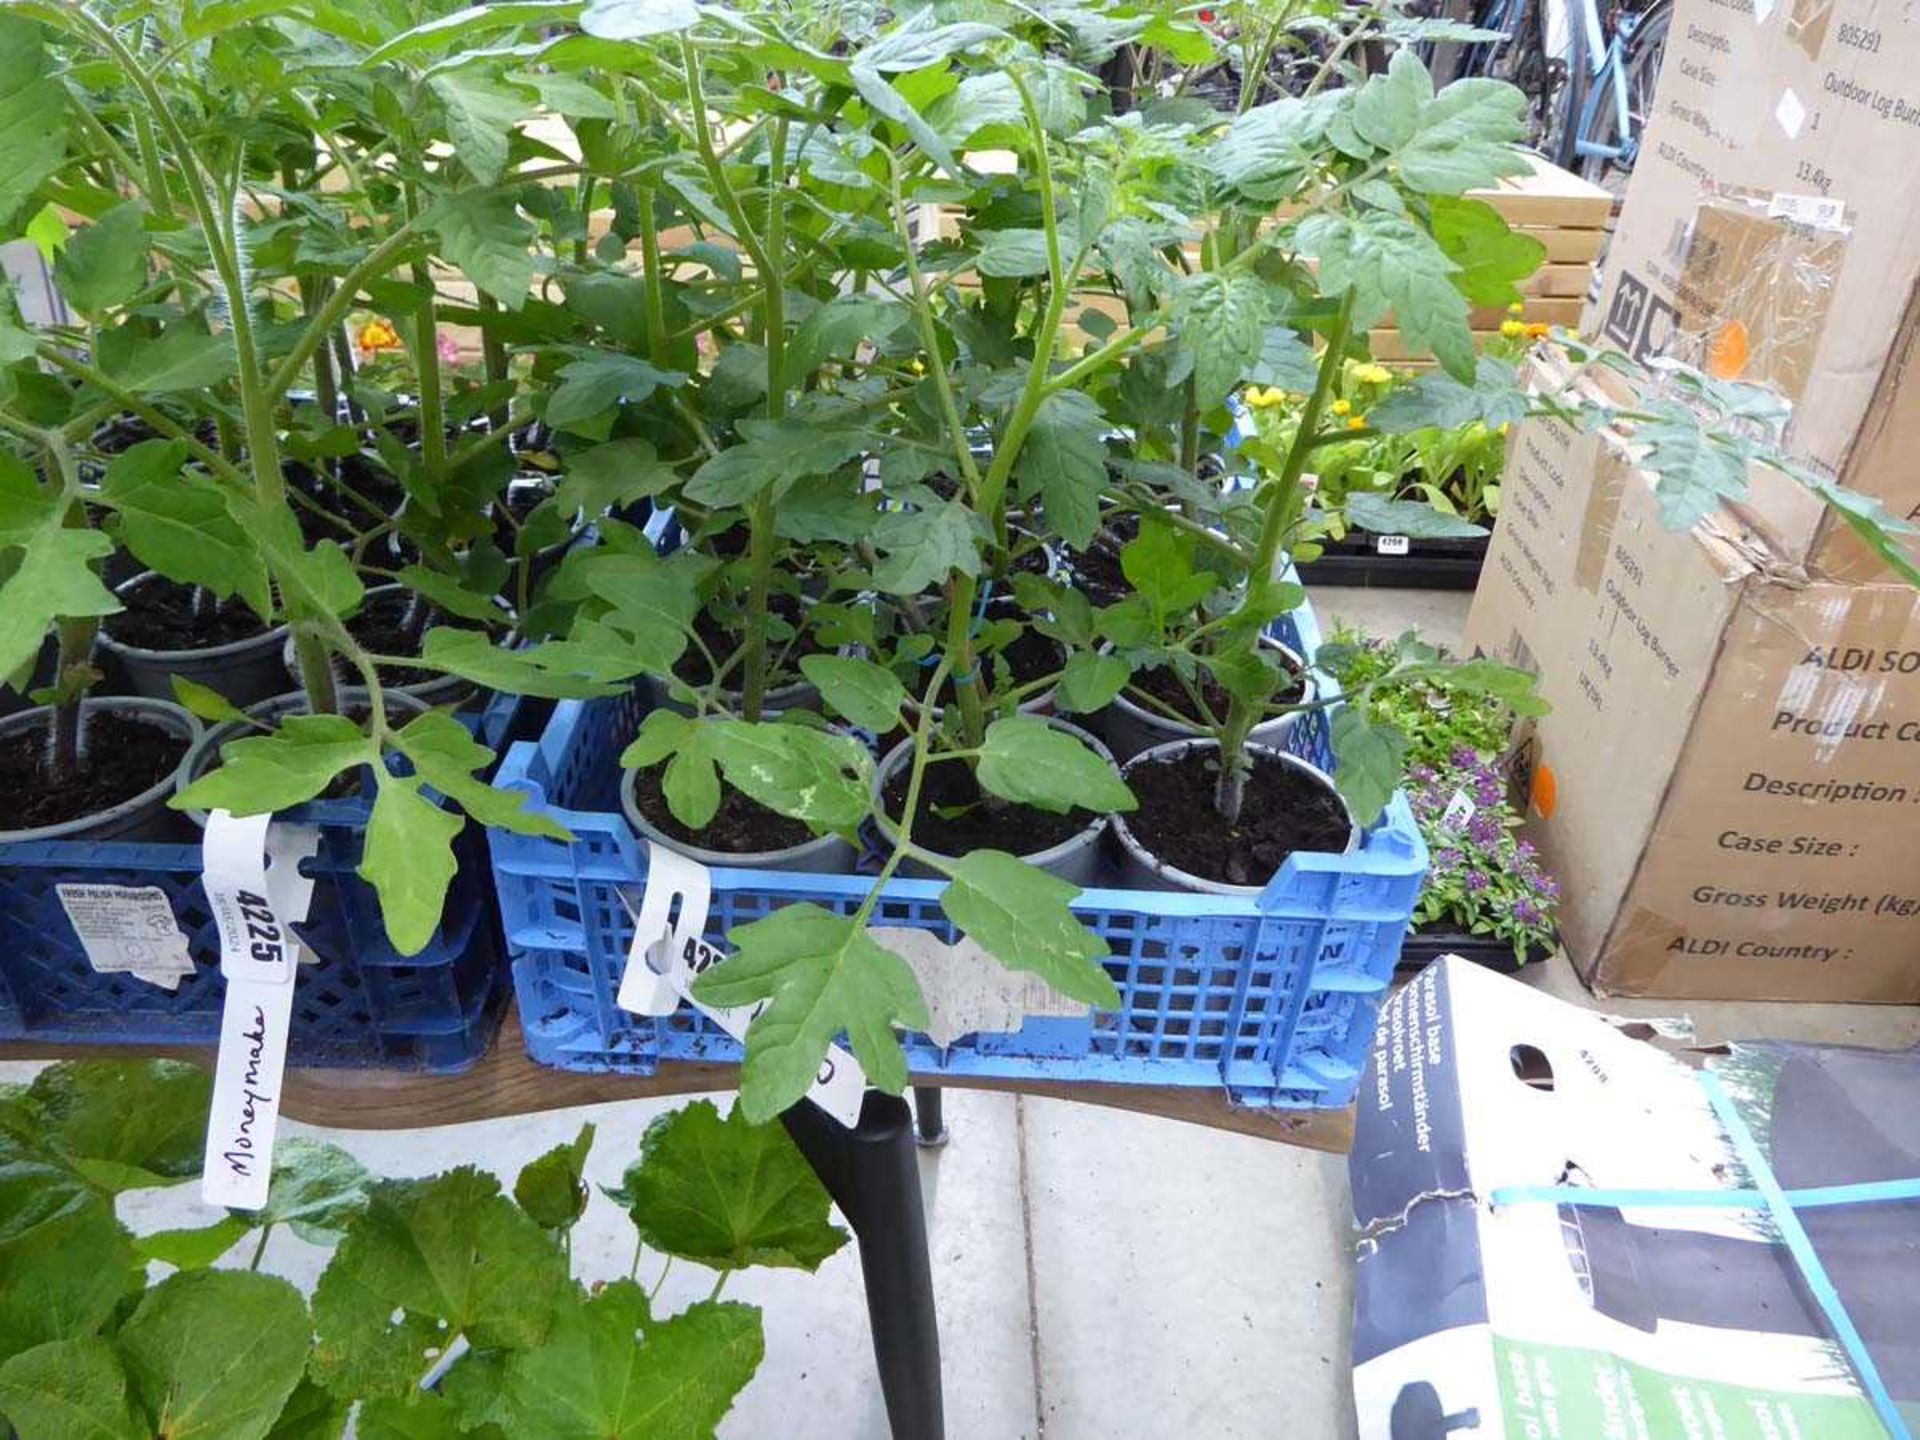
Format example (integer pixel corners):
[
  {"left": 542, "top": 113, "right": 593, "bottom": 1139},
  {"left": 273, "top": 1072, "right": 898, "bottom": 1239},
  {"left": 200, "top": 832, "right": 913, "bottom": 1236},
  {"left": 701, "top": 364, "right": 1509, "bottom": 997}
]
[{"left": 1572, "top": 2, "right": 1647, "bottom": 168}]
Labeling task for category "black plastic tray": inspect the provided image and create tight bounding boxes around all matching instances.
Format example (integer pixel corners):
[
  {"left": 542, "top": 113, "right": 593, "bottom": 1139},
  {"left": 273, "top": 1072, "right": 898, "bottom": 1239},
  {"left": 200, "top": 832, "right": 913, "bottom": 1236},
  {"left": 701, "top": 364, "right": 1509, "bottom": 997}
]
[
  {"left": 1294, "top": 532, "right": 1490, "bottom": 590},
  {"left": 1397, "top": 925, "right": 1555, "bottom": 975}
]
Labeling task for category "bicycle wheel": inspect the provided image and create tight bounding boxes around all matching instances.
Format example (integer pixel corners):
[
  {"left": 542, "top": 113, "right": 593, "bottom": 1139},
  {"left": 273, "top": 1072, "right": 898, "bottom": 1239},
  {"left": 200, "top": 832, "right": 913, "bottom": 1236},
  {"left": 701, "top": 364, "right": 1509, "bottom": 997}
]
[
  {"left": 1487, "top": 0, "right": 1580, "bottom": 163},
  {"left": 1577, "top": 0, "right": 1670, "bottom": 194}
]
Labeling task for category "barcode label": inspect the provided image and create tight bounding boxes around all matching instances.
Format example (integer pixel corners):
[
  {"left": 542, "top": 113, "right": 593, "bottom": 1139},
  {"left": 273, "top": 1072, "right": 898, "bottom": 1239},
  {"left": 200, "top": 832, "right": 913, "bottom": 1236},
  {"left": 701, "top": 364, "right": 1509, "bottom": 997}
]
[
  {"left": 1376, "top": 535, "right": 1411, "bottom": 556},
  {"left": 1768, "top": 192, "right": 1845, "bottom": 231}
]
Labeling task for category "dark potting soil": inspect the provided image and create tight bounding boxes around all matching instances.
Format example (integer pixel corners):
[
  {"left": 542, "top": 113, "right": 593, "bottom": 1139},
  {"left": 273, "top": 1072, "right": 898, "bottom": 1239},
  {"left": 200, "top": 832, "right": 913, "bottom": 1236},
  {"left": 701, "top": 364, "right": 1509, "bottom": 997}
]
[
  {"left": 104, "top": 576, "right": 270, "bottom": 651},
  {"left": 1071, "top": 513, "right": 1138, "bottom": 609},
  {"left": 1123, "top": 747, "right": 1351, "bottom": 887},
  {"left": 0, "top": 712, "right": 187, "bottom": 830},
  {"left": 352, "top": 592, "right": 484, "bottom": 687},
  {"left": 881, "top": 756, "right": 1089, "bottom": 858},
  {"left": 1127, "top": 651, "right": 1305, "bottom": 725},
  {"left": 674, "top": 593, "right": 822, "bottom": 692},
  {"left": 631, "top": 765, "right": 814, "bottom": 854}
]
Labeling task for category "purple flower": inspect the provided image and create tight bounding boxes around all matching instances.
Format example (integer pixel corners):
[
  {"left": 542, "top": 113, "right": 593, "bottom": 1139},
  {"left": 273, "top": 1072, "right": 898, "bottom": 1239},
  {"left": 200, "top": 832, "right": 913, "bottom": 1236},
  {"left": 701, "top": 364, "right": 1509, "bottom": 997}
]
[
  {"left": 1464, "top": 871, "right": 1489, "bottom": 893},
  {"left": 1434, "top": 847, "right": 1463, "bottom": 872},
  {"left": 1468, "top": 813, "right": 1502, "bottom": 847},
  {"left": 1516, "top": 838, "right": 1537, "bottom": 860},
  {"left": 1450, "top": 745, "right": 1479, "bottom": 769},
  {"left": 1514, "top": 899, "right": 1541, "bottom": 924},
  {"left": 1535, "top": 875, "right": 1561, "bottom": 899},
  {"left": 1474, "top": 776, "right": 1504, "bottom": 806},
  {"left": 1410, "top": 764, "right": 1435, "bottom": 784}
]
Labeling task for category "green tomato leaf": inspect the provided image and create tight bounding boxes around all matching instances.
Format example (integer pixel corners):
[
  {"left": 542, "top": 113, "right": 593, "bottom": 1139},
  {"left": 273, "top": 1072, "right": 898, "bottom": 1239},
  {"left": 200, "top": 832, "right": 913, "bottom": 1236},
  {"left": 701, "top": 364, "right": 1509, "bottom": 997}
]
[
  {"left": 0, "top": 17, "right": 65, "bottom": 232},
  {"left": 502, "top": 1290, "right": 762, "bottom": 1440},
  {"left": 851, "top": 63, "right": 963, "bottom": 179},
  {"left": 311, "top": 1167, "right": 571, "bottom": 1400},
  {"left": 974, "top": 227, "right": 1055, "bottom": 279},
  {"left": 391, "top": 710, "right": 571, "bottom": 841},
  {"left": 173, "top": 714, "right": 374, "bottom": 816},
  {"left": 786, "top": 295, "right": 908, "bottom": 382},
  {"left": 103, "top": 324, "right": 236, "bottom": 394},
  {"left": 870, "top": 501, "right": 979, "bottom": 595},
  {"left": 614, "top": 1098, "right": 847, "bottom": 1270},
  {"left": 800, "top": 654, "right": 906, "bottom": 731},
  {"left": 134, "top": 1215, "right": 256, "bottom": 1271},
  {"left": 0, "top": 525, "right": 118, "bottom": 682},
  {"left": 118, "top": 1270, "right": 310, "bottom": 1440},
  {"left": 1296, "top": 211, "right": 1473, "bottom": 379},
  {"left": 691, "top": 903, "right": 928, "bottom": 1122},
  {"left": 1245, "top": 326, "right": 1318, "bottom": 391},
  {"left": 552, "top": 438, "right": 679, "bottom": 517},
  {"left": 1429, "top": 195, "right": 1546, "bottom": 308},
  {"left": 367, "top": 1, "right": 584, "bottom": 62},
  {"left": 170, "top": 674, "right": 254, "bottom": 727},
  {"left": 1329, "top": 705, "right": 1406, "bottom": 826},
  {"left": 1368, "top": 354, "right": 1529, "bottom": 432},
  {"left": 363, "top": 773, "right": 463, "bottom": 957},
  {"left": 430, "top": 192, "right": 537, "bottom": 311},
  {"left": 1634, "top": 402, "right": 1751, "bottom": 529},
  {"left": 429, "top": 72, "right": 534, "bottom": 184},
  {"left": 976, "top": 717, "right": 1135, "bottom": 814},
  {"left": 1052, "top": 651, "right": 1130, "bottom": 714},
  {"left": 1349, "top": 48, "right": 1431, "bottom": 151},
  {"left": 545, "top": 353, "right": 686, "bottom": 437},
  {"left": 54, "top": 202, "right": 147, "bottom": 315},
  {"left": 514, "top": 1121, "right": 595, "bottom": 1231},
  {"left": 0, "top": 1337, "right": 144, "bottom": 1440},
  {"left": 1343, "top": 492, "right": 1488, "bottom": 539},
  {"left": 1017, "top": 389, "right": 1107, "bottom": 552},
  {"left": 1172, "top": 271, "right": 1272, "bottom": 408},
  {"left": 263, "top": 1378, "right": 349, "bottom": 1440},
  {"left": 101, "top": 441, "right": 271, "bottom": 617},
  {"left": 1396, "top": 75, "right": 1532, "bottom": 195},
  {"left": 939, "top": 850, "right": 1119, "bottom": 1008},
  {"left": 1120, "top": 512, "right": 1215, "bottom": 622},
  {"left": 355, "top": 1391, "right": 488, "bottom": 1440},
  {"left": 620, "top": 709, "right": 722, "bottom": 829},
  {"left": 416, "top": 629, "right": 631, "bottom": 700},
  {"left": 580, "top": 0, "right": 702, "bottom": 39},
  {"left": 1806, "top": 474, "right": 1920, "bottom": 587},
  {"left": 709, "top": 721, "right": 872, "bottom": 831}
]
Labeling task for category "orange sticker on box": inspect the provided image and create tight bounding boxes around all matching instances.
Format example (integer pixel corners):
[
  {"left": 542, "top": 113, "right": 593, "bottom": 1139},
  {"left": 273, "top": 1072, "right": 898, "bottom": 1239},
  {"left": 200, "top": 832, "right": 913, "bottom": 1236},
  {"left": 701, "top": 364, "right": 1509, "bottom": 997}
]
[
  {"left": 1707, "top": 320, "right": 1750, "bottom": 380},
  {"left": 1530, "top": 761, "right": 1558, "bottom": 819}
]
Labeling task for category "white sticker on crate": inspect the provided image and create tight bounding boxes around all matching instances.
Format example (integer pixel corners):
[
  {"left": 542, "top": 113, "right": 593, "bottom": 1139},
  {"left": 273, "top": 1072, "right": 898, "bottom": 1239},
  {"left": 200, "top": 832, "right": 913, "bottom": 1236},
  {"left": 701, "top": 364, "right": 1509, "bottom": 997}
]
[
  {"left": 618, "top": 842, "right": 868, "bottom": 1127},
  {"left": 199, "top": 811, "right": 320, "bottom": 1211},
  {"left": 55, "top": 883, "right": 195, "bottom": 990},
  {"left": 1440, "top": 789, "right": 1477, "bottom": 832},
  {"left": 1775, "top": 87, "right": 1807, "bottom": 139},
  {"left": 1375, "top": 534, "right": 1411, "bottom": 556},
  {"left": 867, "top": 927, "right": 1090, "bottom": 1048},
  {"left": 1767, "top": 191, "right": 1846, "bottom": 231}
]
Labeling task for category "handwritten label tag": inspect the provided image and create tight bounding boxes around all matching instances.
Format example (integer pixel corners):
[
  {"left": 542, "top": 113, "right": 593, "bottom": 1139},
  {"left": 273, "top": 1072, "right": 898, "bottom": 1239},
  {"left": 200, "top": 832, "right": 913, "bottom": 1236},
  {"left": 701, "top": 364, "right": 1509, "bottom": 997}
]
[
  {"left": 200, "top": 811, "right": 320, "bottom": 1210},
  {"left": 1768, "top": 191, "right": 1845, "bottom": 231},
  {"left": 55, "top": 884, "right": 195, "bottom": 989},
  {"left": 1441, "top": 789, "right": 1477, "bottom": 832},
  {"left": 617, "top": 843, "right": 867, "bottom": 1127},
  {"left": 1375, "top": 534, "right": 1411, "bottom": 557}
]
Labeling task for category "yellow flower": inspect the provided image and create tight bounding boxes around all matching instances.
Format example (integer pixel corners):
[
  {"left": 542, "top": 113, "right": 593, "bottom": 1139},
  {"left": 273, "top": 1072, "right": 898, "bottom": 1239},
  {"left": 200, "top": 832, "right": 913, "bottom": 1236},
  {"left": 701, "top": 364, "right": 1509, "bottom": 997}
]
[
  {"left": 1352, "top": 362, "right": 1393, "bottom": 386},
  {"left": 1525, "top": 322, "right": 1551, "bottom": 339},
  {"left": 1507, "top": 300, "right": 1526, "bottom": 315},
  {"left": 1498, "top": 422, "right": 1511, "bottom": 436},
  {"left": 1500, "top": 319, "right": 1526, "bottom": 339},
  {"left": 908, "top": 357, "right": 926, "bottom": 375},
  {"left": 1245, "top": 386, "right": 1287, "bottom": 409},
  {"left": 1347, "top": 415, "right": 1366, "bottom": 430},
  {"left": 356, "top": 317, "right": 402, "bottom": 356},
  {"left": 1330, "top": 398, "right": 1352, "bottom": 416}
]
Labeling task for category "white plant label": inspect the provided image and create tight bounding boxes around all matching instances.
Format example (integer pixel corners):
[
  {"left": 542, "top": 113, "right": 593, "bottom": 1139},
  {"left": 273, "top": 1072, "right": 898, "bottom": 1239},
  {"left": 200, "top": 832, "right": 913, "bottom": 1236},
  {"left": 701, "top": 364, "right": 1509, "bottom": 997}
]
[
  {"left": 1441, "top": 789, "right": 1478, "bottom": 831},
  {"left": 55, "top": 884, "right": 195, "bottom": 990},
  {"left": 200, "top": 811, "right": 320, "bottom": 1210},
  {"left": 868, "top": 927, "right": 1088, "bottom": 1048},
  {"left": 1767, "top": 191, "right": 1846, "bottom": 231},
  {"left": 617, "top": 843, "right": 867, "bottom": 1127},
  {"left": 1375, "top": 534, "right": 1411, "bottom": 556}
]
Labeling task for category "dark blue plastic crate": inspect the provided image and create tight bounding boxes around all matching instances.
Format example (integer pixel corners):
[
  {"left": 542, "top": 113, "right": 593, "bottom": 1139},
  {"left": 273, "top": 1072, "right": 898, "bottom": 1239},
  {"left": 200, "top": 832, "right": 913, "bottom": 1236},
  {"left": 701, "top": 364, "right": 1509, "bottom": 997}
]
[
  {"left": 488, "top": 597, "right": 1429, "bottom": 1109},
  {"left": 0, "top": 692, "right": 530, "bottom": 1071}
]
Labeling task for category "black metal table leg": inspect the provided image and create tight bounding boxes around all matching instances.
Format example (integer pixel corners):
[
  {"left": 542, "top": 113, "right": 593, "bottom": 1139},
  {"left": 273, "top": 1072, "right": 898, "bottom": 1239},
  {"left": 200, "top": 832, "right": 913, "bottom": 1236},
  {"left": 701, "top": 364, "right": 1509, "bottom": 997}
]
[
  {"left": 912, "top": 1084, "right": 948, "bottom": 1148},
  {"left": 782, "top": 1091, "right": 945, "bottom": 1440}
]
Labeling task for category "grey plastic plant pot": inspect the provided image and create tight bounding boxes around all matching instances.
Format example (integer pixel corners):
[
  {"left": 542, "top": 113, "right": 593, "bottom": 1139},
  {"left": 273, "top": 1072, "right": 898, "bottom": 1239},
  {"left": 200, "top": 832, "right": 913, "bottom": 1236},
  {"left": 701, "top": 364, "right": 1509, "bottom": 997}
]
[
  {"left": 98, "top": 572, "right": 291, "bottom": 709},
  {"left": 1088, "top": 635, "right": 1313, "bottom": 765},
  {"left": 872, "top": 717, "right": 1116, "bottom": 886},
  {"left": 175, "top": 687, "right": 431, "bottom": 829},
  {"left": 618, "top": 766, "right": 858, "bottom": 874},
  {"left": 1109, "top": 737, "right": 1358, "bottom": 896},
  {"left": 282, "top": 584, "right": 499, "bottom": 709},
  {"left": 651, "top": 668, "right": 822, "bottom": 720},
  {"left": 0, "top": 698, "right": 202, "bottom": 843}
]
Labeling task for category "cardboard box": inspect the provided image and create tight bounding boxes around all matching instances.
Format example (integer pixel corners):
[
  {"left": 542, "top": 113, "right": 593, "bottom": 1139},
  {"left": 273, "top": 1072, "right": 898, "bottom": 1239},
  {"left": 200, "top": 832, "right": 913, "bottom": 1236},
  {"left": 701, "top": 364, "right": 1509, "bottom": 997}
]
[
  {"left": 1466, "top": 371, "right": 1920, "bottom": 1001},
  {"left": 1583, "top": 0, "right": 1920, "bottom": 580},
  {"left": 1352, "top": 957, "right": 1920, "bottom": 1440}
]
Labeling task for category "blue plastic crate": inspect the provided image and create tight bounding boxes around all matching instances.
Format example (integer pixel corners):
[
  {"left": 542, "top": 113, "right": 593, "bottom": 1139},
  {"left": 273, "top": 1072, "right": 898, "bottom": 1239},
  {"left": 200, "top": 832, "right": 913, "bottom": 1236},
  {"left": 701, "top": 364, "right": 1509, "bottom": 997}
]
[
  {"left": 0, "top": 693, "right": 530, "bottom": 1071},
  {"left": 488, "top": 598, "right": 1429, "bottom": 1109}
]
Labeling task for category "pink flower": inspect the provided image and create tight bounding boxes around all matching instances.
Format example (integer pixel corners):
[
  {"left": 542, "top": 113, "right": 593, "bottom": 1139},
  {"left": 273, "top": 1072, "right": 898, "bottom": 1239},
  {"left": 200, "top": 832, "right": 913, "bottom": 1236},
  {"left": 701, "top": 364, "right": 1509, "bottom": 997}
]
[{"left": 435, "top": 330, "right": 461, "bottom": 367}]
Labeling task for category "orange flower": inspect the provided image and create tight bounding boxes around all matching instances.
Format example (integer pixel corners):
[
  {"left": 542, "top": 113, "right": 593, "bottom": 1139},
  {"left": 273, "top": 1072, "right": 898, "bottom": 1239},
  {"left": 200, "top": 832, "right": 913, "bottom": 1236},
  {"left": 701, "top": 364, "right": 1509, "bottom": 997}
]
[
  {"left": 1524, "top": 322, "right": 1551, "bottom": 339},
  {"left": 357, "top": 317, "right": 402, "bottom": 358}
]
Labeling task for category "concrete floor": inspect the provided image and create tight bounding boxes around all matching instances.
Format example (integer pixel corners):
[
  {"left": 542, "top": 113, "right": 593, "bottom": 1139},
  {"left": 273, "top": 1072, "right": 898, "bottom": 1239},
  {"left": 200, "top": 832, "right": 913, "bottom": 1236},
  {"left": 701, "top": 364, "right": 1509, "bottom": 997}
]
[{"left": 11, "top": 584, "right": 1920, "bottom": 1439}]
